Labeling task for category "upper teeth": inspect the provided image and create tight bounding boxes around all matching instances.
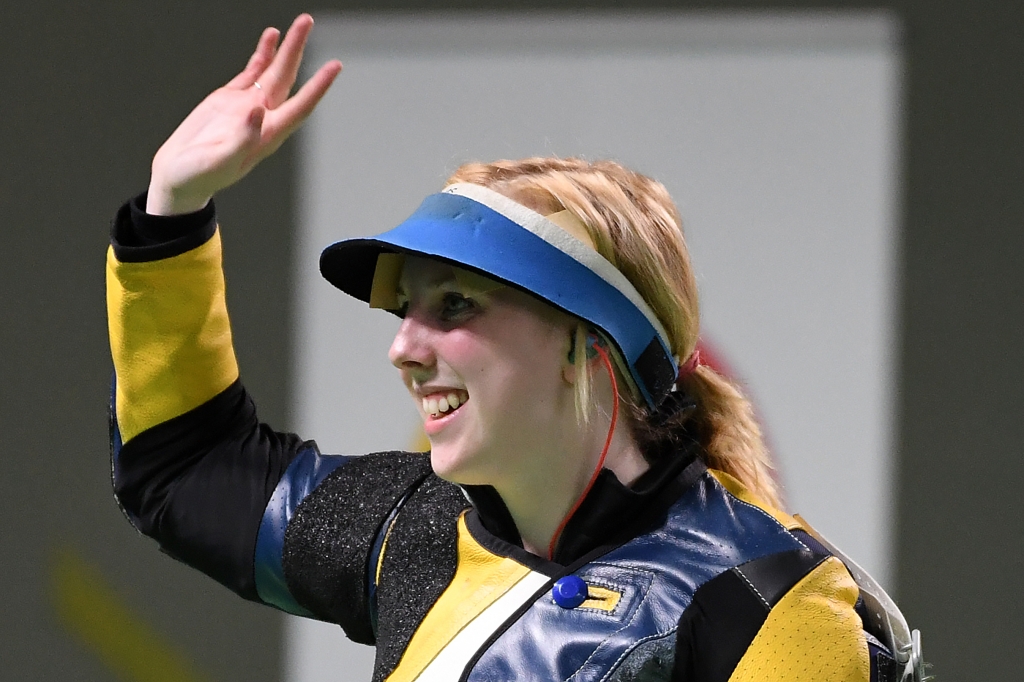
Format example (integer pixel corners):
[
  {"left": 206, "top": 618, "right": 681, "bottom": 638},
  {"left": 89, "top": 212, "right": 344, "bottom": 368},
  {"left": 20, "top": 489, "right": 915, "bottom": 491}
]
[{"left": 424, "top": 392, "right": 464, "bottom": 417}]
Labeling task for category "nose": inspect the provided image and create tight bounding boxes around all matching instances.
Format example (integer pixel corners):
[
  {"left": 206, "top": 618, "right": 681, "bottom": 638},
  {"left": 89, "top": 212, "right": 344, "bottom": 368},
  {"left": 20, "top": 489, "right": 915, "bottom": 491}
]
[{"left": 389, "top": 311, "right": 436, "bottom": 374}]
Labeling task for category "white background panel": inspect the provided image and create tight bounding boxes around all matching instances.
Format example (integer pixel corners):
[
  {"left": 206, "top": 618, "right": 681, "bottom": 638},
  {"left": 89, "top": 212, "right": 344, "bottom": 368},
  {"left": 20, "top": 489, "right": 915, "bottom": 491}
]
[{"left": 289, "top": 14, "right": 900, "bottom": 681}]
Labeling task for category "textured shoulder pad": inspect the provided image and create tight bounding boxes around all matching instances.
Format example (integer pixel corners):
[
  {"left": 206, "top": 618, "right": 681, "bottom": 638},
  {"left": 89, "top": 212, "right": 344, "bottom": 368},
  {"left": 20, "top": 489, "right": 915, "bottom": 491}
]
[
  {"left": 370, "top": 473, "right": 470, "bottom": 682},
  {"left": 282, "top": 451, "right": 433, "bottom": 644}
]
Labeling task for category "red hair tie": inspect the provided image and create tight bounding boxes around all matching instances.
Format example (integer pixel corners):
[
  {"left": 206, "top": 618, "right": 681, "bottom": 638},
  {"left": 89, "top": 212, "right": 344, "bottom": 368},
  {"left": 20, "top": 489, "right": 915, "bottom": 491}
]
[{"left": 677, "top": 350, "right": 701, "bottom": 381}]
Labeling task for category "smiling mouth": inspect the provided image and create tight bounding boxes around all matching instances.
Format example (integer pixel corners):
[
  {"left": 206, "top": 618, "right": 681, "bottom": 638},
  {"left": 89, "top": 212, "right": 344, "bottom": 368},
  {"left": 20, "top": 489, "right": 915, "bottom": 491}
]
[{"left": 422, "top": 390, "right": 469, "bottom": 419}]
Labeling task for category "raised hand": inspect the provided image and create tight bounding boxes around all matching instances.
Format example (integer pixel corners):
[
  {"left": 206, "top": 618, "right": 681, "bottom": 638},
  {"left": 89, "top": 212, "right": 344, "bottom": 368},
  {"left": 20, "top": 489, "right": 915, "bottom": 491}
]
[{"left": 147, "top": 14, "right": 342, "bottom": 216}]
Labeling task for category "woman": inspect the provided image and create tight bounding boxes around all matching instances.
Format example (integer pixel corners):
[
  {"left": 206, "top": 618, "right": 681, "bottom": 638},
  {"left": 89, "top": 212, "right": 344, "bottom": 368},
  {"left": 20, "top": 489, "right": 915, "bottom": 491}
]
[{"left": 107, "top": 14, "right": 921, "bottom": 682}]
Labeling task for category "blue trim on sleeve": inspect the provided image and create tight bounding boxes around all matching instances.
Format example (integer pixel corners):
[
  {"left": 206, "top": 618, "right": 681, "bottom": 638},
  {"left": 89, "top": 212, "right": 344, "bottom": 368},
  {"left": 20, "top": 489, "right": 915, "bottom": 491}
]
[
  {"left": 110, "top": 375, "right": 123, "bottom": 458},
  {"left": 254, "top": 447, "right": 352, "bottom": 616},
  {"left": 109, "top": 374, "right": 143, "bottom": 531}
]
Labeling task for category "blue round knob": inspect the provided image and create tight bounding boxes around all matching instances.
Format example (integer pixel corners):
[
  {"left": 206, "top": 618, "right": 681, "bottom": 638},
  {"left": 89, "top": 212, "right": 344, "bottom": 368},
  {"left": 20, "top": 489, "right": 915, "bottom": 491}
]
[{"left": 552, "top": 575, "right": 589, "bottom": 609}]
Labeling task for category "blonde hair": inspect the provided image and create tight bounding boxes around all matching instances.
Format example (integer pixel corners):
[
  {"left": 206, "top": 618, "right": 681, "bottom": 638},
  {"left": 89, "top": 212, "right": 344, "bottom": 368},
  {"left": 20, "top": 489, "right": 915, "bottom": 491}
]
[{"left": 445, "top": 157, "right": 782, "bottom": 508}]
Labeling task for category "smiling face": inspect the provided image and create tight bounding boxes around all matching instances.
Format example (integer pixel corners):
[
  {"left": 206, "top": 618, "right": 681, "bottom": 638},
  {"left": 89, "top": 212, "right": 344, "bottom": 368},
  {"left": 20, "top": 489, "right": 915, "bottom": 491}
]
[{"left": 388, "top": 256, "right": 580, "bottom": 487}]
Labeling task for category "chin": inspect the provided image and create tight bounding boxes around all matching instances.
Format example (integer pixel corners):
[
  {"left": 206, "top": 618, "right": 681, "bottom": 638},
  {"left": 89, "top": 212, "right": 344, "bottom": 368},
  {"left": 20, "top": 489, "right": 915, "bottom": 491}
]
[{"left": 429, "top": 443, "right": 492, "bottom": 486}]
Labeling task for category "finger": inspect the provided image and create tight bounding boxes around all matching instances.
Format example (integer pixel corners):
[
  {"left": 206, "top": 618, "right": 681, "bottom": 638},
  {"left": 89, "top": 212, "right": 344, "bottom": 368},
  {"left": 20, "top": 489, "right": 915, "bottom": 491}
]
[
  {"left": 226, "top": 26, "right": 279, "bottom": 89},
  {"left": 254, "top": 60, "right": 341, "bottom": 159},
  {"left": 255, "top": 13, "right": 315, "bottom": 107},
  {"left": 226, "top": 26, "right": 280, "bottom": 90}
]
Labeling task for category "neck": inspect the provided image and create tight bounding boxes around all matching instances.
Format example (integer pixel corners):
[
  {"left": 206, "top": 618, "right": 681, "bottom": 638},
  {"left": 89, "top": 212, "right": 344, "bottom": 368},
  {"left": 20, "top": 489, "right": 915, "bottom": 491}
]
[{"left": 493, "top": 415, "right": 649, "bottom": 558}]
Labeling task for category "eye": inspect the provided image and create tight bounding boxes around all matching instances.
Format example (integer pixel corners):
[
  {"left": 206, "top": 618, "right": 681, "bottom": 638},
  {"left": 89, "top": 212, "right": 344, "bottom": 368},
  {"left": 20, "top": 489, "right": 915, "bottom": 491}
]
[{"left": 440, "top": 292, "right": 476, "bottom": 320}]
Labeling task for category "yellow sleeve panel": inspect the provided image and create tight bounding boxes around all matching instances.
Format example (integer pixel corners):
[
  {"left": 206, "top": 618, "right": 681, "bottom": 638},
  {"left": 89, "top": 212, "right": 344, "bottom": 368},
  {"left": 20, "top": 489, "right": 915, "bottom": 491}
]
[
  {"left": 106, "top": 230, "right": 239, "bottom": 444},
  {"left": 709, "top": 469, "right": 803, "bottom": 531},
  {"left": 728, "top": 557, "right": 870, "bottom": 682}
]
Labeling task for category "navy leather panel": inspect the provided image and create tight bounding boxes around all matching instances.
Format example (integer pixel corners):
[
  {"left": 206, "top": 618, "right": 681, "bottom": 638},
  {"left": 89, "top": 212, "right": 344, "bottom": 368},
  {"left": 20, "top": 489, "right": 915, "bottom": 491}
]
[
  {"left": 467, "top": 471, "right": 808, "bottom": 682},
  {"left": 254, "top": 446, "right": 352, "bottom": 615}
]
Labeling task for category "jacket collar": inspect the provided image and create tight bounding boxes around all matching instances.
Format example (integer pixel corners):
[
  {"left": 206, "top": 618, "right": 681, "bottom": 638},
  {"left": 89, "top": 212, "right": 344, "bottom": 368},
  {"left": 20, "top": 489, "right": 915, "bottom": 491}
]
[{"left": 461, "top": 441, "right": 703, "bottom": 566}]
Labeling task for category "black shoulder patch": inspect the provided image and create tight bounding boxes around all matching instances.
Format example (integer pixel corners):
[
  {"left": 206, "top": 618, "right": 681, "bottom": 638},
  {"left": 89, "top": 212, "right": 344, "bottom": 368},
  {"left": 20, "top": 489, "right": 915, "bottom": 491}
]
[
  {"left": 282, "top": 452, "right": 433, "bottom": 644},
  {"left": 734, "top": 547, "right": 828, "bottom": 608},
  {"left": 372, "top": 474, "right": 470, "bottom": 682},
  {"left": 673, "top": 546, "right": 828, "bottom": 682}
]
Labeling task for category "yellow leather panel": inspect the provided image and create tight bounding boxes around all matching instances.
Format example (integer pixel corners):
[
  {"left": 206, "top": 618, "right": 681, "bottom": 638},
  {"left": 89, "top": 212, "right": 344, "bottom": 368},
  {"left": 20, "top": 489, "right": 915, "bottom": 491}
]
[
  {"left": 106, "top": 231, "right": 239, "bottom": 443},
  {"left": 728, "top": 557, "right": 869, "bottom": 682},
  {"left": 385, "top": 514, "right": 532, "bottom": 682},
  {"left": 709, "top": 469, "right": 802, "bottom": 531},
  {"left": 580, "top": 585, "right": 621, "bottom": 613}
]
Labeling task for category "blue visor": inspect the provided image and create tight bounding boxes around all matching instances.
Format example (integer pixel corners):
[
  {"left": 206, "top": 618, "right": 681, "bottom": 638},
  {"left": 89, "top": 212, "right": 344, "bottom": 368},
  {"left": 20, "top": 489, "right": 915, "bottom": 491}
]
[{"left": 319, "top": 185, "right": 678, "bottom": 409}]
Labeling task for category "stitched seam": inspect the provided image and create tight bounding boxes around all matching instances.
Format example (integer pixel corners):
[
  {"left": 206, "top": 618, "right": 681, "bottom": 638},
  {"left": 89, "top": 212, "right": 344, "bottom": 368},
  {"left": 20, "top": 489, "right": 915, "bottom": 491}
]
[
  {"left": 375, "top": 512, "right": 401, "bottom": 584},
  {"left": 733, "top": 567, "right": 771, "bottom": 609},
  {"left": 716, "top": 484, "right": 811, "bottom": 552}
]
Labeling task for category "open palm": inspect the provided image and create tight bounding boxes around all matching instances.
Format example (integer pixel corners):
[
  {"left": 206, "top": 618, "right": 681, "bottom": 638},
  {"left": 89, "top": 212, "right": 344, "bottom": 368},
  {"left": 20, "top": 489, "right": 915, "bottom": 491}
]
[{"left": 147, "top": 14, "right": 342, "bottom": 215}]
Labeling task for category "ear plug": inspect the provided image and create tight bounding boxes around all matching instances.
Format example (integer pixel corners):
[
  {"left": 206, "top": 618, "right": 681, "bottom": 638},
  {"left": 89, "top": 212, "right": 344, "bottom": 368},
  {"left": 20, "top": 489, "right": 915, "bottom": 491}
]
[{"left": 567, "top": 331, "right": 602, "bottom": 363}]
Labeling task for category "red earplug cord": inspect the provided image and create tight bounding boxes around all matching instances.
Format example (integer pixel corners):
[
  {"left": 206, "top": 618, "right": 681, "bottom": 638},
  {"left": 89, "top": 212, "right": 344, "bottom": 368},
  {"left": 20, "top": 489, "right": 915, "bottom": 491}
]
[{"left": 546, "top": 343, "right": 619, "bottom": 560}]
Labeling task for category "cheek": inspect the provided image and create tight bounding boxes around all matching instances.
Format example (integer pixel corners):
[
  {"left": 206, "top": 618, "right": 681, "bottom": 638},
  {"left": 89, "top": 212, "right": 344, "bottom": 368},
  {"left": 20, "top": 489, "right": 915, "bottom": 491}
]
[
  {"left": 474, "top": 329, "right": 567, "bottom": 408},
  {"left": 438, "top": 332, "right": 493, "bottom": 376}
]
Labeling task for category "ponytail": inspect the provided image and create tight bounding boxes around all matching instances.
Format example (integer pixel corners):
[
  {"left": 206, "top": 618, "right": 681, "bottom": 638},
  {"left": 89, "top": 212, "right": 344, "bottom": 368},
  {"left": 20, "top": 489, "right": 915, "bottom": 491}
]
[{"left": 677, "top": 366, "right": 780, "bottom": 509}]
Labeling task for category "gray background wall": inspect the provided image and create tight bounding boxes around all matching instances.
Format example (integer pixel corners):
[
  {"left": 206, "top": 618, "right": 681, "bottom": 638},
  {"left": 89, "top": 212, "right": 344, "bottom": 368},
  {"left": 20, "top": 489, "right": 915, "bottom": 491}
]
[{"left": 1, "top": 1, "right": 1020, "bottom": 681}]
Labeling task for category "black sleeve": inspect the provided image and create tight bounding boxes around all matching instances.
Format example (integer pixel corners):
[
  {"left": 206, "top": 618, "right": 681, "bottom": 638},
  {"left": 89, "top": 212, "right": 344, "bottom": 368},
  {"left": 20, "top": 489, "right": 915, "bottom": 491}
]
[{"left": 112, "top": 379, "right": 310, "bottom": 602}]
